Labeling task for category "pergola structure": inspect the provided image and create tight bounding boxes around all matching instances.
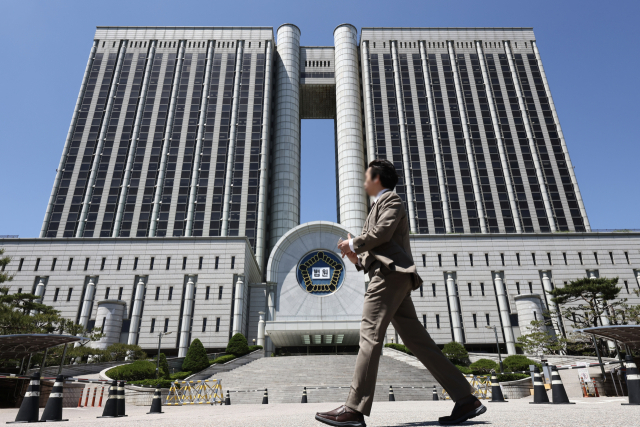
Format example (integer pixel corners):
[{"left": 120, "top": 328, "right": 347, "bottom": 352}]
[{"left": 0, "top": 334, "right": 88, "bottom": 376}]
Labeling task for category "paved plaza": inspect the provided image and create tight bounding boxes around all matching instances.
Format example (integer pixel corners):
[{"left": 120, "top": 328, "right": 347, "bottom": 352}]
[{"left": 1, "top": 397, "right": 635, "bottom": 426}]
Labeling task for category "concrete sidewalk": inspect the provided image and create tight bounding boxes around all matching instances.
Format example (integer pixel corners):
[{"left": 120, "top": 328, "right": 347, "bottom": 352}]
[{"left": 0, "top": 397, "right": 633, "bottom": 426}]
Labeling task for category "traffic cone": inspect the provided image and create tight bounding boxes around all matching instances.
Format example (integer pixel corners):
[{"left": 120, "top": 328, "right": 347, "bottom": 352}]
[
  {"left": 592, "top": 379, "right": 600, "bottom": 397},
  {"left": 98, "top": 387, "right": 105, "bottom": 407},
  {"left": 301, "top": 387, "right": 307, "bottom": 403},
  {"left": 97, "top": 380, "right": 118, "bottom": 418},
  {"left": 225, "top": 390, "right": 231, "bottom": 405},
  {"left": 77, "top": 387, "right": 84, "bottom": 408},
  {"left": 147, "top": 386, "right": 163, "bottom": 414},
  {"left": 117, "top": 381, "right": 127, "bottom": 417},
  {"left": 388, "top": 385, "right": 395, "bottom": 401},
  {"left": 8, "top": 373, "right": 41, "bottom": 423},
  {"left": 432, "top": 385, "right": 439, "bottom": 401},
  {"left": 41, "top": 375, "right": 69, "bottom": 422},
  {"left": 529, "top": 366, "right": 550, "bottom": 404},
  {"left": 262, "top": 388, "right": 268, "bottom": 404},
  {"left": 550, "top": 366, "right": 574, "bottom": 404},
  {"left": 489, "top": 370, "right": 507, "bottom": 402},
  {"left": 622, "top": 354, "right": 640, "bottom": 405}
]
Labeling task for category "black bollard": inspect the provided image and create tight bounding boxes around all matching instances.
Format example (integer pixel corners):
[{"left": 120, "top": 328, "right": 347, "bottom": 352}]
[
  {"left": 388, "top": 385, "right": 395, "bottom": 402},
  {"left": 301, "top": 387, "right": 307, "bottom": 403},
  {"left": 622, "top": 355, "right": 640, "bottom": 405},
  {"left": 489, "top": 370, "right": 507, "bottom": 402},
  {"left": 41, "top": 375, "right": 69, "bottom": 421},
  {"left": 225, "top": 390, "right": 231, "bottom": 405},
  {"left": 529, "top": 366, "right": 550, "bottom": 404},
  {"left": 8, "top": 373, "right": 41, "bottom": 424},
  {"left": 432, "top": 385, "right": 439, "bottom": 401},
  {"left": 117, "top": 381, "right": 127, "bottom": 417},
  {"left": 97, "top": 380, "right": 118, "bottom": 418},
  {"left": 262, "top": 388, "right": 268, "bottom": 405},
  {"left": 550, "top": 366, "right": 574, "bottom": 404},
  {"left": 146, "top": 385, "right": 164, "bottom": 414}
]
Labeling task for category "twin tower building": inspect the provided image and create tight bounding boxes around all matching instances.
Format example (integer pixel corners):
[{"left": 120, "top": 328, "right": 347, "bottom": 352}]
[{"left": 4, "top": 25, "right": 638, "bottom": 357}]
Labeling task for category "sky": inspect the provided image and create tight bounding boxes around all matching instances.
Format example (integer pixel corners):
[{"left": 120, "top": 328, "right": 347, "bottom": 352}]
[{"left": 1, "top": 0, "right": 638, "bottom": 237}]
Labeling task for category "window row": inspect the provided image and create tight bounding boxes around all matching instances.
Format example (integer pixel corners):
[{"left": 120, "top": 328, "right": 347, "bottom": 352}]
[{"left": 419, "top": 251, "right": 633, "bottom": 268}]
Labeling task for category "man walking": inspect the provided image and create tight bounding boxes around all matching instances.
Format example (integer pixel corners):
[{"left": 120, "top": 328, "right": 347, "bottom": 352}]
[{"left": 315, "top": 159, "right": 486, "bottom": 426}]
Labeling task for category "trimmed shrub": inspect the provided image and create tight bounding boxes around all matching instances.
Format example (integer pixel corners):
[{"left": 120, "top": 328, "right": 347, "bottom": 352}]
[
  {"left": 456, "top": 365, "right": 473, "bottom": 375},
  {"left": 226, "top": 333, "right": 250, "bottom": 357},
  {"left": 384, "top": 343, "right": 413, "bottom": 355},
  {"left": 502, "top": 355, "right": 541, "bottom": 373},
  {"left": 154, "top": 353, "right": 170, "bottom": 379},
  {"left": 248, "top": 345, "right": 263, "bottom": 352},
  {"left": 106, "top": 360, "right": 156, "bottom": 381},
  {"left": 128, "top": 379, "right": 180, "bottom": 389},
  {"left": 496, "top": 373, "right": 530, "bottom": 382},
  {"left": 210, "top": 355, "right": 236, "bottom": 365},
  {"left": 105, "top": 343, "right": 146, "bottom": 361},
  {"left": 170, "top": 371, "right": 192, "bottom": 380},
  {"left": 470, "top": 358, "right": 498, "bottom": 375},
  {"left": 442, "top": 342, "right": 469, "bottom": 366},
  {"left": 182, "top": 338, "right": 210, "bottom": 373}
]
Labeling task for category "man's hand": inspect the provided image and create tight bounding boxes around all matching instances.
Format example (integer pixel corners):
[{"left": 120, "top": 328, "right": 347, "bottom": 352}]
[
  {"left": 337, "top": 233, "right": 353, "bottom": 255},
  {"left": 345, "top": 251, "right": 359, "bottom": 265}
]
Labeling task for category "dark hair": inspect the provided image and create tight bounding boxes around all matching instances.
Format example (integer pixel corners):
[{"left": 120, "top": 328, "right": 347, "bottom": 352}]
[{"left": 368, "top": 159, "right": 398, "bottom": 190}]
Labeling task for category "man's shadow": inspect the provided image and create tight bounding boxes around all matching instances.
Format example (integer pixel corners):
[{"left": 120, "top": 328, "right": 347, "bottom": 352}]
[{"left": 384, "top": 422, "right": 490, "bottom": 426}]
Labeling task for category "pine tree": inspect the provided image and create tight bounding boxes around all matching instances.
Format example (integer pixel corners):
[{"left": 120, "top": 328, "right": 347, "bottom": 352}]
[
  {"left": 226, "top": 333, "right": 249, "bottom": 357},
  {"left": 182, "top": 338, "right": 209, "bottom": 372}
]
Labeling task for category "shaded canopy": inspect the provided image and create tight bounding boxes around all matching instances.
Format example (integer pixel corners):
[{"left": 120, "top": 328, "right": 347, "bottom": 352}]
[
  {"left": 0, "top": 334, "right": 88, "bottom": 359},
  {"left": 574, "top": 325, "right": 640, "bottom": 350}
]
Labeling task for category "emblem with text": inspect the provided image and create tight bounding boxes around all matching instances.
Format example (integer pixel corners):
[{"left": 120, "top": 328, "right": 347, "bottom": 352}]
[{"left": 296, "top": 250, "right": 345, "bottom": 296}]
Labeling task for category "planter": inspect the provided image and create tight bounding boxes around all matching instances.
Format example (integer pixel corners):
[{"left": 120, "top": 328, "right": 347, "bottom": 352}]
[{"left": 499, "top": 377, "right": 532, "bottom": 399}]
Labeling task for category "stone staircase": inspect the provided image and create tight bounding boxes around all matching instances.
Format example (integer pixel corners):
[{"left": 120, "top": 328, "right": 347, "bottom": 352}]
[
  {"left": 188, "top": 350, "right": 265, "bottom": 381},
  {"left": 207, "top": 353, "right": 439, "bottom": 404}
]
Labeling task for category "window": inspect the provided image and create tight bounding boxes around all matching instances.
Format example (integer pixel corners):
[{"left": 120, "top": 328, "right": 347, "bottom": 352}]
[
  {"left": 468, "top": 283, "right": 472, "bottom": 296},
  {"left": 50, "top": 258, "right": 57, "bottom": 271},
  {"left": 118, "top": 287, "right": 123, "bottom": 300},
  {"left": 609, "top": 252, "right": 614, "bottom": 264},
  {"left": 218, "top": 286, "right": 223, "bottom": 300},
  {"left": 155, "top": 287, "right": 160, "bottom": 300},
  {"left": 215, "top": 256, "right": 219, "bottom": 269},
  {"left": 453, "top": 254, "right": 458, "bottom": 267},
  {"left": 215, "top": 317, "right": 220, "bottom": 332},
  {"left": 67, "top": 288, "right": 73, "bottom": 302},
  {"left": 484, "top": 253, "right": 489, "bottom": 266},
  {"left": 547, "top": 253, "right": 552, "bottom": 265},
  {"left": 435, "top": 314, "right": 440, "bottom": 328},
  {"left": 528, "top": 282, "right": 533, "bottom": 293},
  {"left": 624, "top": 252, "right": 630, "bottom": 264},
  {"left": 438, "top": 254, "right": 442, "bottom": 267},
  {"left": 578, "top": 252, "right": 583, "bottom": 265},
  {"left": 419, "top": 283, "right": 423, "bottom": 297},
  {"left": 150, "top": 257, "right": 155, "bottom": 270},
  {"left": 164, "top": 318, "right": 169, "bottom": 333},
  {"left": 17, "top": 288, "right": 22, "bottom": 294},
  {"left": 18, "top": 258, "right": 24, "bottom": 271},
  {"left": 531, "top": 253, "right": 537, "bottom": 266},
  {"left": 133, "top": 257, "right": 138, "bottom": 270},
  {"left": 231, "top": 256, "right": 235, "bottom": 269},
  {"left": 199, "top": 257, "right": 203, "bottom": 270},
  {"left": 117, "top": 257, "right": 122, "bottom": 270},
  {"left": 432, "top": 283, "right": 436, "bottom": 297},
  {"left": 100, "top": 317, "right": 106, "bottom": 332},
  {"left": 150, "top": 318, "right": 156, "bottom": 333},
  {"left": 480, "top": 283, "right": 485, "bottom": 296},
  {"left": 166, "top": 257, "right": 171, "bottom": 270},
  {"left": 473, "top": 314, "right": 477, "bottom": 328},
  {"left": 624, "top": 281, "right": 629, "bottom": 294},
  {"left": 422, "top": 254, "right": 426, "bottom": 267},
  {"left": 516, "top": 253, "right": 520, "bottom": 266},
  {"left": 563, "top": 253, "right": 567, "bottom": 265},
  {"left": 84, "top": 257, "right": 90, "bottom": 271},
  {"left": 594, "top": 252, "right": 599, "bottom": 265},
  {"left": 202, "top": 318, "right": 207, "bottom": 332},
  {"left": 500, "top": 253, "right": 505, "bottom": 266},
  {"left": 100, "top": 257, "right": 106, "bottom": 270},
  {"left": 35, "top": 258, "right": 40, "bottom": 271},
  {"left": 205, "top": 286, "right": 210, "bottom": 300},
  {"left": 105, "top": 287, "right": 110, "bottom": 299},
  {"left": 422, "top": 314, "right": 427, "bottom": 329},
  {"left": 53, "top": 288, "right": 60, "bottom": 302},
  {"left": 469, "top": 254, "right": 473, "bottom": 267},
  {"left": 533, "top": 311, "right": 538, "bottom": 322},
  {"left": 485, "top": 313, "right": 490, "bottom": 326},
  {"left": 168, "top": 286, "right": 173, "bottom": 300},
  {"left": 516, "top": 282, "right": 520, "bottom": 294},
  {"left": 182, "top": 257, "right": 187, "bottom": 270}
]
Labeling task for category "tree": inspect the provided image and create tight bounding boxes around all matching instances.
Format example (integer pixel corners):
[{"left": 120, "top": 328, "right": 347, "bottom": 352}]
[
  {"left": 226, "top": 333, "right": 249, "bottom": 357},
  {"left": 469, "top": 358, "right": 498, "bottom": 375},
  {"left": 442, "top": 341, "right": 469, "bottom": 366},
  {"left": 0, "top": 248, "right": 12, "bottom": 286},
  {"left": 155, "top": 353, "right": 170, "bottom": 379},
  {"left": 182, "top": 338, "right": 209, "bottom": 372},
  {"left": 516, "top": 319, "right": 568, "bottom": 356},
  {"left": 502, "top": 355, "right": 541, "bottom": 373}
]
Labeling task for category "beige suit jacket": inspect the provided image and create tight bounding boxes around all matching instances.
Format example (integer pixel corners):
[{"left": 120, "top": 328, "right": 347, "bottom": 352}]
[{"left": 352, "top": 191, "right": 423, "bottom": 290}]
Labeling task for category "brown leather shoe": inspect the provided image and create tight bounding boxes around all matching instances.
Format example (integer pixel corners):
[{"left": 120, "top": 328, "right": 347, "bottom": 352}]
[
  {"left": 438, "top": 395, "right": 487, "bottom": 425},
  {"left": 315, "top": 405, "right": 366, "bottom": 427}
]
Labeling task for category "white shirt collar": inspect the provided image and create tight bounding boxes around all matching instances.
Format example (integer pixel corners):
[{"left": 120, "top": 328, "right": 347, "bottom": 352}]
[{"left": 373, "top": 189, "right": 390, "bottom": 203}]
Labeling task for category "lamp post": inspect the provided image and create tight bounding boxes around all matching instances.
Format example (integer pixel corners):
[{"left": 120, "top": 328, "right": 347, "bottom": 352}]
[
  {"left": 156, "top": 331, "right": 172, "bottom": 379},
  {"left": 485, "top": 325, "right": 503, "bottom": 373}
]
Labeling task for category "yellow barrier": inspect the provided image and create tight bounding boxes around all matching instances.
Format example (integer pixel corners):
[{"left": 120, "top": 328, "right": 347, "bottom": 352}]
[
  {"left": 165, "top": 379, "right": 224, "bottom": 405},
  {"left": 441, "top": 375, "right": 491, "bottom": 400}
]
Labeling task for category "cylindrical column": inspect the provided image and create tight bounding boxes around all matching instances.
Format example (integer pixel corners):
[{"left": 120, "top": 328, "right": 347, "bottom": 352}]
[
  {"left": 255, "top": 40, "right": 274, "bottom": 269},
  {"left": 178, "top": 275, "right": 196, "bottom": 357},
  {"left": 266, "top": 285, "right": 275, "bottom": 354},
  {"left": 94, "top": 300, "right": 126, "bottom": 350},
  {"left": 587, "top": 269, "right": 616, "bottom": 352},
  {"left": 113, "top": 40, "right": 157, "bottom": 237},
  {"left": 540, "top": 271, "right": 563, "bottom": 338},
  {"left": 220, "top": 41, "right": 245, "bottom": 236},
  {"left": 33, "top": 278, "right": 46, "bottom": 303},
  {"left": 269, "top": 24, "right": 301, "bottom": 249},
  {"left": 185, "top": 40, "right": 215, "bottom": 237},
  {"left": 445, "top": 272, "right": 463, "bottom": 343},
  {"left": 493, "top": 272, "right": 516, "bottom": 355},
  {"left": 232, "top": 276, "right": 245, "bottom": 336},
  {"left": 127, "top": 276, "right": 146, "bottom": 345},
  {"left": 419, "top": 41, "right": 452, "bottom": 233},
  {"left": 257, "top": 311, "right": 266, "bottom": 347},
  {"left": 361, "top": 40, "right": 377, "bottom": 165},
  {"left": 447, "top": 41, "right": 487, "bottom": 234},
  {"left": 78, "top": 276, "right": 97, "bottom": 331},
  {"left": 504, "top": 41, "right": 556, "bottom": 232},
  {"left": 475, "top": 41, "right": 522, "bottom": 233},
  {"left": 390, "top": 41, "right": 417, "bottom": 233},
  {"left": 41, "top": 40, "right": 99, "bottom": 237},
  {"left": 149, "top": 40, "right": 186, "bottom": 237},
  {"left": 636, "top": 270, "right": 640, "bottom": 289},
  {"left": 77, "top": 40, "right": 128, "bottom": 237},
  {"left": 532, "top": 41, "right": 590, "bottom": 231}
]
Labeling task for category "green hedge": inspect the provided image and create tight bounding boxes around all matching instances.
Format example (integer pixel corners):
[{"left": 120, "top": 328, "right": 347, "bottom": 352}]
[
  {"left": 226, "top": 333, "right": 249, "bottom": 357},
  {"left": 469, "top": 358, "right": 498, "bottom": 375},
  {"left": 170, "top": 371, "right": 192, "bottom": 380},
  {"left": 384, "top": 343, "right": 413, "bottom": 355},
  {"left": 443, "top": 342, "right": 469, "bottom": 366},
  {"left": 182, "top": 339, "right": 210, "bottom": 373},
  {"left": 248, "top": 345, "right": 263, "bottom": 352},
  {"left": 502, "top": 355, "right": 541, "bottom": 373},
  {"left": 127, "top": 379, "right": 179, "bottom": 389},
  {"left": 106, "top": 360, "right": 156, "bottom": 381},
  {"left": 456, "top": 365, "right": 473, "bottom": 375},
  {"left": 210, "top": 355, "right": 236, "bottom": 365},
  {"left": 497, "top": 373, "right": 530, "bottom": 382}
]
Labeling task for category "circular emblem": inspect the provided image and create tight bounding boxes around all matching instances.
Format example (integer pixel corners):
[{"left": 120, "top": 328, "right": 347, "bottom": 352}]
[{"left": 296, "top": 250, "right": 345, "bottom": 296}]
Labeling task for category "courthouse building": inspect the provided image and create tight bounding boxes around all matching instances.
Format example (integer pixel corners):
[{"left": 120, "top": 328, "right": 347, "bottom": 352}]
[{"left": 2, "top": 24, "right": 639, "bottom": 357}]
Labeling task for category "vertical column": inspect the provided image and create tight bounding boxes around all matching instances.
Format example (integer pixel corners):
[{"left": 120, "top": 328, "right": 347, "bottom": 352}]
[
  {"left": 635, "top": 270, "right": 640, "bottom": 289},
  {"left": 445, "top": 272, "right": 463, "bottom": 343},
  {"left": 232, "top": 276, "right": 245, "bottom": 336},
  {"left": 113, "top": 40, "right": 157, "bottom": 237},
  {"left": 149, "top": 41, "right": 186, "bottom": 237},
  {"left": 532, "top": 41, "right": 590, "bottom": 231},
  {"left": 269, "top": 24, "right": 301, "bottom": 248},
  {"left": 504, "top": 41, "right": 556, "bottom": 231},
  {"left": 587, "top": 269, "right": 616, "bottom": 352},
  {"left": 41, "top": 40, "right": 99, "bottom": 237},
  {"left": 447, "top": 41, "right": 487, "bottom": 234},
  {"left": 266, "top": 285, "right": 275, "bottom": 354},
  {"left": 493, "top": 272, "right": 516, "bottom": 355},
  {"left": 76, "top": 41, "right": 128, "bottom": 237},
  {"left": 78, "top": 276, "right": 97, "bottom": 331},
  {"left": 220, "top": 41, "right": 245, "bottom": 236},
  {"left": 475, "top": 41, "right": 522, "bottom": 233},
  {"left": 255, "top": 40, "right": 274, "bottom": 269},
  {"left": 127, "top": 276, "right": 146, "bottom": 345},
  {"left": 178, "top": 275, "right": 196, "bottom": 357},
  {"left": 390, "top": 41, "right": 417, "bottom": 233},
  {"left": 257, "top": 311, "right": 266, "bottom": 347},
  {"left": 185, "top": 40, "right": 215, "bottom": 236},
  {"left": 30, "top": 278, "right": 47, "bottom": 316},
  {"left": 360, "top": 40, "right": 377, "bottom": 165},
  {"left": 419, "top": 41, "right": 452, "bottom": 233},
  {"left": 540, "top": 271, "right": 563, "bottom": 338}
]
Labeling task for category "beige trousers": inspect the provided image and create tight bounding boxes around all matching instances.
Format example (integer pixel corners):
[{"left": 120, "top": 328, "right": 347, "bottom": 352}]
[{"left": 345, "top": 265, "right": 474, "bottom": 416}]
